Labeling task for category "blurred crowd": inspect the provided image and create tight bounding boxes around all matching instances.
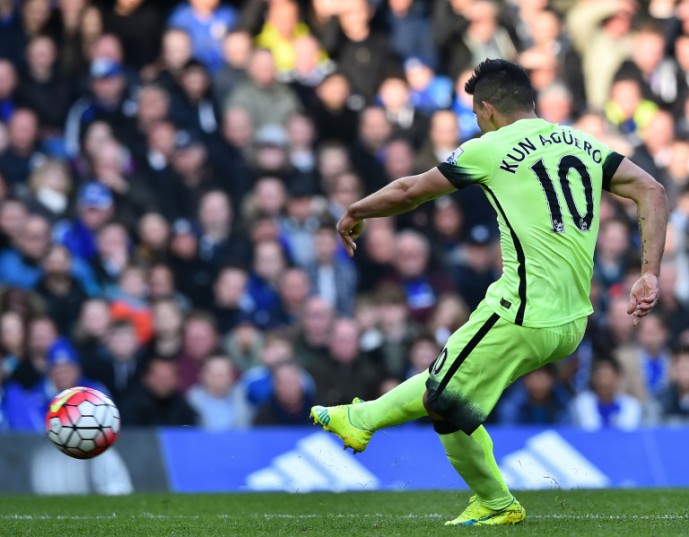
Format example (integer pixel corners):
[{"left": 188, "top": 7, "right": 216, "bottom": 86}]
[{"left": 0, "top": 0, "right": 688, "bottom": 433}]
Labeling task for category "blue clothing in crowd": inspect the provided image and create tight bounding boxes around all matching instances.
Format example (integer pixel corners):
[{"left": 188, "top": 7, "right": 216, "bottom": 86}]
[{"left": 168, "top": 3, "right": 238, "bottom": 74}]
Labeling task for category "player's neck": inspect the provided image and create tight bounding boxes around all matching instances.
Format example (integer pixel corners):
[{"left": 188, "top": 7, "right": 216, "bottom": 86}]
[{"left": 496, "top": 111, "right": 539, "bottom": 130}]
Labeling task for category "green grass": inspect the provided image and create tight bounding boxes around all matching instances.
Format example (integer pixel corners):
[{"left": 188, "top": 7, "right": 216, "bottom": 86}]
[{"left": 1, "top": 489, "right": 688, "bottom": 536}]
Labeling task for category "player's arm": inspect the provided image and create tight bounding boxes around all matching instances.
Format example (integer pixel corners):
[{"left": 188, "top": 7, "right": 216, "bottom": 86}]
[
  {"left": 607, "top": 157, "right": 668, "bottom": 325},
  {"left": 337, "top": 168, "right": 456, "bottom": 256}
]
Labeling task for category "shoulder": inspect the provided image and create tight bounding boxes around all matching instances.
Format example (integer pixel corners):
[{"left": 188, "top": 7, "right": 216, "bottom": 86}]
[{"left": 168, "top": 5, "right": 191, "bottom": 23}]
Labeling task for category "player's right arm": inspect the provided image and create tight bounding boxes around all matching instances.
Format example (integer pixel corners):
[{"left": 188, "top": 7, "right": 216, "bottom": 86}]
[{"left": 607, "top": 157, "right": 668, "bottom": 325}]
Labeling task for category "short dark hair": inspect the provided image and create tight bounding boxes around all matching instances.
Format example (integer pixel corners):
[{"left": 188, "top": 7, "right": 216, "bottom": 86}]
[{"left": 465, "top": 59, "right": 535, "bottom": 114}]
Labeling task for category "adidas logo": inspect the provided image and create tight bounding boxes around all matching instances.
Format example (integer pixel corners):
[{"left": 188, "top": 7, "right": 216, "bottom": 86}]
[
  {"left": 499, "top": 430, "right": 610, "bottom": 490},
  {"left": 316, "top": 408, "right": 330, "bottom": 426},
  {"left": 246, "top": 433, "right": 379, "bottom": 492}
]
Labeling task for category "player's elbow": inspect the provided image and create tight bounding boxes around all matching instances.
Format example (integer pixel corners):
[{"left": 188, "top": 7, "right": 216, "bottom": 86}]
[{"left": 394, "top": 177, "right": 422, "bottom": 210}]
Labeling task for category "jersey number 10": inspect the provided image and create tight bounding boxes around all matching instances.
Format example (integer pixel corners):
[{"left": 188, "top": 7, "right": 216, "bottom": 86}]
[{"left": 531, "top": 155, "right": 594, "bottom": 233}]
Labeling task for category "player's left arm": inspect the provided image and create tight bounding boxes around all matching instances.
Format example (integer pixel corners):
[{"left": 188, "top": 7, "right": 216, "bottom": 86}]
[
  {"left": 607, "top": 156, "right": 669, "bottom": 324},
  {"left": 337, "top": 168, "right": 457, "bottom": 256}
]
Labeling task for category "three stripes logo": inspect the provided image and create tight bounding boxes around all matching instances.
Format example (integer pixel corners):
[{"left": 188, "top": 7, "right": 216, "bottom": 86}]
[
  {"left": 246, "top": 433, "right": 379, "bottom": 492},
  {"left": 316, "top": 408, "right": 330, "bottom": 426},
  {"left": 499, "top": 430, "right": 610, "bottom": 490}
]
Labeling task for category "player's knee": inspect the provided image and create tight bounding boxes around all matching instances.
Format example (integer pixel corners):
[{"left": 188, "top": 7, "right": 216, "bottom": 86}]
[{"left": 424, "top": 390, "right": 461, "bottom": 435}]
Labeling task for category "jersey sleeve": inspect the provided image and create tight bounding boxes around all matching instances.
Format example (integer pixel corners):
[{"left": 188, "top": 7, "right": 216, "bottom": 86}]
[
  {"left": 436, "top": 138, "right": 492, "bottom": 190},
  {"left": 601, "top": 151, "right": 624, "bottom": 192}
]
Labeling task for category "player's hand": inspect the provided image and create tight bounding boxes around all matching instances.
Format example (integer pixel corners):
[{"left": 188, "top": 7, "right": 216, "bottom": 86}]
[
  {"left": 336, "top": 211, "right": 365, "bottom": 257},
  {"left": 627, "top": 272, "right": 659, "bottom": 326}
]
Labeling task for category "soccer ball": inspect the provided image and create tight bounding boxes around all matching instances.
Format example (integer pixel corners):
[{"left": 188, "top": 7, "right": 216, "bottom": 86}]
[{"left": 45, "top": 387, "right": 121, "bottom": 459}]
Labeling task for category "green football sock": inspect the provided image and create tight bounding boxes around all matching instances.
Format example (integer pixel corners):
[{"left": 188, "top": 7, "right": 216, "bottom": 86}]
[
  {"left": 440, "top": 425, "right": 513, "bottom": 511},
  {"left": 349, "top": 372, "right": 428, "bottom": 431}
]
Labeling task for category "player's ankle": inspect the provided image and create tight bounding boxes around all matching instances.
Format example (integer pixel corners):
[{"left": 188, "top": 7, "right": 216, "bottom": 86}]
[{"left": 348, "top": 404, "right": 373, "bottom": 431}]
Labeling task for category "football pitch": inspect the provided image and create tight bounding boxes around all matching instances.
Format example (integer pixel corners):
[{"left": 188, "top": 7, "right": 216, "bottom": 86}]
[{"left": 2, "top": 489, "right": 688, "bottom": 536}]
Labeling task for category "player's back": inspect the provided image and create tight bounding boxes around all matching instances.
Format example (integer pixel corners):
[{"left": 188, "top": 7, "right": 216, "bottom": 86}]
[{"left": 440, "top": 118, "right": 622, "bottom": 327}]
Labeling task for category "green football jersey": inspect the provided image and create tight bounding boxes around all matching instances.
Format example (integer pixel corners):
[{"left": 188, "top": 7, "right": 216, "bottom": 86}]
[{"left": 438, "top": 118, "right": 623, "bottom": 327}]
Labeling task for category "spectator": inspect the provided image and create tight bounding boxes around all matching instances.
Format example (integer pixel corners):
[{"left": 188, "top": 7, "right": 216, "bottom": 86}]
[
  {"left": 390, "top": 230, "right": 454, "bottom": 324},
  {"left": 570, "top": 358, "right": 644, "bottom": 431},
  {"left": 323, "top": 0, "right": 397, "bottom": 103},
  {"left": 89, "top": 320, "right": 146, "bottom": 405},
  {"left": 89, "top": 221, "right": 131, "bottom": 293},
  {"left": 187, "top": 354, "right": 251, "bottom": 430},
  {"left": 253, "top": 361, "right": 314, "bottom": 425},
  {"left": 0, "top": 310, "right": 26, "bottom": 384},
  {"left": 616, "top": 313, "right": 671, "bottom": 402},
  {"left": 211, "top": 264, "right": 253, "bottom": 336},
  {"left": 349, "top": 106, "right": 391, "bottom": 194},
  {"left": 24, "top": 159, "right": 72, "bottom": 224},
  {"left": 384, "top": 0, "right": 435, "bottom": 66},
  {"left": 212, "top": 30, "right": 251, "bottom": 110},
  {"left": 312, "top": 73, "right": 358, "bottom": 144},
  {"left": 72, "top": 298, "right": 111, "bottom": 369},
  {"left": 102, "top": 0, "right": 163, "bottom": 70},
  {"left": 1, "top": 338, "right": 109, "bottom": 432},
  {"left": 168, "top": 217, "right": 213, "bottom": 309},
  {"left": 305, "top": 222, "right": 357, "bottom": 315},
  {"left": 176, "top": 311, "right": 220, "bottom": 392},
  {"left": 225, "top": 49, "right": 302, "bottom": 129},
  {"left": 404, "top": 56, "right": 453, "bottom": 114},
  {"left": 280, "top": 182, "right": 321, "bottom": 268},
  {"left": 149, "top": 298, "right": 184, "bottom": 361},
  {"left": 18, "top": 35, "right": 73, "bottom": 135},
  {"left": 604, "top": 77, "right": 658, "bottom": 139},
  {"left": 497, "top": 365, "right": 571, "bottom": 426},
  {"left": 377, "top": 77, "right": 429, "bottom": 149},
  {"left": 427, "top": 294, "right": 469, "bottom": 348},
  {"left": 0, "top": 213, "right": 50, "bottom": 289},
  {"left": 0, "top": 198, "right": 28, "bottom": 251},
  {"left": 247, "top": 239, "right": 287, "bottom": 329},
  {"left": 35, "top": 244, "right": 88, "bottom": 336},
  {"left": 135, "top": 212, "right": 170, "bottom": 266},
  {"left": 566, "top": 0, "right": 635, "bottom": 110},
  {"left": 109, "top": 264, "right": 154, "bottom": 344},
  {"left": 90, "top": 139, "right": 157, "bottom": 232},
  {"left": 415, "top": 110, "right": 460, "bottom": 174},
  {"left": 152, "top": 28, "right": 193, "bottom": 98},
  {"left": 0, "top": 107, "right": 45, "bottom": 186},
  {"left": 454, "top": 225, "right": 500, "bottom": 310},
  {"left": 197, "top": 189, "right": 251, "bottom": 271},
  {"left": 0, "top": 59, "right": 18, "bottom": 123},
  {"left": 64, "top": 58, "right": 135, "bottom": 158},
  {"left": 374, "top": 284, "right": 418, "bottom": 379},
  {"left": 54, "top": 182, "right": 114, "bottom": 264},
  {"left": 286, "top": 35, "right": 334, "bottom": 109},
  {"left": 308, "top": 317, "right": 382, "bottom": 406},
  {"left": 170, "top": 60, "right": 217, "bottom": 137},
  {"left": 11, "top": 315, "right": 57, "bottom": 388},
  {"left": 614, "top": 20, "right": 678, "bottom": 108},
  {"left": 292, "top": 296, "right": 334, "bottom": 371},
  {"left": 658, "top": 347, "right": 689, "bottom": 423},
  {"left": 168, "top": 0, "right": 238, "bottom": 75},
  {"left": 593, "top": 218, "right": 634, "bottom": 293},
  {"left": 406, "top": 332, "right": 441, "bottom": 378},
  {"left": 274, "top": 267, "right": 311, "bottom": 325},
  {"left": 120, "top": 357, "right": 197, "bottom": 426},
  {"left": 355, "top": 219, "right": 397, "bottom": 293},
  {"left": 254, "top": 0, "right": 312, "bottom": 74},
  {"left": 537, "top": 83, "right": 574, "bottom": 126},
  {"left": 243, "top": 331, "right": 295, "bottom": 406},
  {"left": 147, "top": 262, "right": 190, "bottom": 312}
]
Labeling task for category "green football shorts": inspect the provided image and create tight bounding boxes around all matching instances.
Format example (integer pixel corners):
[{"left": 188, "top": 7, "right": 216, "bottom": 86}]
[{"left": 425, "top": 300, "right": 587, "bottom": 434}]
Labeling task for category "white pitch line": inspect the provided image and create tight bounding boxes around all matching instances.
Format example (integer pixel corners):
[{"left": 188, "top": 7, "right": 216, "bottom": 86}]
[{"left": 1, "top": 513, "right": 689, "bottom": 522}]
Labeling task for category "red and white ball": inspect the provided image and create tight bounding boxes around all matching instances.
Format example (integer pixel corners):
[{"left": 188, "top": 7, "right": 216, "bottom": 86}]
[{"left": 45, "top": 387, "right": 120, "bottom": 459}]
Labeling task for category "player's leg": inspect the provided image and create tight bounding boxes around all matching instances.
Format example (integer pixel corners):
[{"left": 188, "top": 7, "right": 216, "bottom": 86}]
[
  {"left": 424, "top": 302, "right": 559, "bottom": 525},
  {"left": 310, "top": 372, "right": 428, "bottom": 453}
]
